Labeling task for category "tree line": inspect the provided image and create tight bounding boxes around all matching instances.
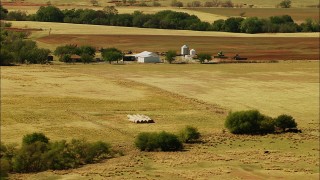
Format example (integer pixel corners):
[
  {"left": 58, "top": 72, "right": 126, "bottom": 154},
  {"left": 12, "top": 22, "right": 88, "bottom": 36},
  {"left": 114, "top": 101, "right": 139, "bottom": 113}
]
[
  {"left": 1, "top": 5, "right": 319, "bottom": 33},
  {"left": 0, "top": 28, "right": 51, "bottom": 66}
]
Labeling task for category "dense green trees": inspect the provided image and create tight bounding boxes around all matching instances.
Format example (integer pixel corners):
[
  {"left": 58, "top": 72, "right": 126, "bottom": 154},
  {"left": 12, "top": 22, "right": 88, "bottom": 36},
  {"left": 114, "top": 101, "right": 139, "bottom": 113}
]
[
  {"left": 225, "top": 110, "right": 300, "bottom": 134},
  {"left": 101, "top": 48, "right": 123, "bottom": 64},
  {"left": 54, "top": 44, "right": 96, "bottom": 63},
  {"left": 4, "top": 5, "right": 319, "bottom": 33},
  {"left": 0, "top": 30, "right": 51, "bottom": 65},
  {"left": 135, "top": 131, "right": 183, "bottom": 151},
  {"left": 35, "top": 6, "right": 64, "bottom": 22},
  {"left": 165, "top": 50, "right": 176, "bottom": 64},
  {"left": 0, "top": 133, "right": 111, "bottom": 175},
  {"left": 0, "top": 5, "right": 8, "bottom": 19}
]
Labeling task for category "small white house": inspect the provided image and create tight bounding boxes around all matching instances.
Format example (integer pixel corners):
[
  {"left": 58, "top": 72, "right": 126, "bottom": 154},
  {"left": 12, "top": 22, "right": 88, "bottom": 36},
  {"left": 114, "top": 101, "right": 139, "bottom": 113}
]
[{"left": 134, "top": 51, "right": 160, "bottom": 63}]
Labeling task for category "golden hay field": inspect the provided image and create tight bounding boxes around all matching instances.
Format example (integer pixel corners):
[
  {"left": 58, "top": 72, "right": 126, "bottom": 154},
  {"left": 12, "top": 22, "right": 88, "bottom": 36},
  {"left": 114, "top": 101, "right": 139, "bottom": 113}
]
[{"left": 1, "top": 62, "right": 319, "bottom": 179}]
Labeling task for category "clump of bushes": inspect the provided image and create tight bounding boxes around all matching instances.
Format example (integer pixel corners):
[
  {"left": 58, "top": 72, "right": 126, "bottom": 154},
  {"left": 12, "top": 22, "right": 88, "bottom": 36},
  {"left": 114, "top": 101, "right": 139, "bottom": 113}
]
[
  {"left": 0, "top": 132, "right": 111, "bottom": 177},
  {"left": 135, "top": 131, "right": 183, "bottom": 151},
  {"left": 135, "top": 126, "right": 201, "bottom": 152},
  {"left": 225, "top": 110, "right": 299, "bottom": 134}
]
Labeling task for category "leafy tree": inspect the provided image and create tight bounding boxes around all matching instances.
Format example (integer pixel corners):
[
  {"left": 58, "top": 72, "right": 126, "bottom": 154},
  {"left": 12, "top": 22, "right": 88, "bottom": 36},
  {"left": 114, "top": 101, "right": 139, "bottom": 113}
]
[
  {"left": 278, "top": 0, "right": 291, "bottom": 8},
  {"left": 225, "top": 110, "right": 270, "bottom": 134},
  {"left": 165, "top": 50, "right": 176, "bottom": 64},
  {"left": 211, "top": 19, "right": 225, "bottom": 31},
  {"left": 274, "top": 114, "right": 297, "bottom": 132},
  {"left": 0, "top": 5, "right": 8, "bottom": 19},
  {"left": 6, "top": 10, "right": 28, "bottom": 21},
  {"left": 270, "top": 15, "right": 294, "bottom": 24},
  {"left": 101, "top": 48, "right": 123, "bottom": 64},
  {"left": 13, "top": 141, "right": 48, "bottom": 173},
  {"left": 135, "top": 132, "right": 159, "bottom": 151},
  {"left": 0, "top": 49, "right": 13, "bottom": 66},
  {"left": 178, "top": 126, "right": 200, "bottom": 143},
  {"left": 223, "top": 17, "right": 244, "bottom": 32},
  {"left": 22, "top": 133, "right": 49, "bottom": 145},
  {"left": 171, "top": 0, "right": 183, "bottom": 7},
  {"left": 79, "top": 45, "right": 96, "bottom": 56},
  {"left": 35, "top": 6, "right": 64, "bottom": 22},
  {"left": 157, "top": 131, "right": 183, "bottom": 151},
  {"left": 60, "top": 54, "right": 72, "bottom": 63},
  {"left": 54, "top": 44, "right": 80, "bottom": 59},
  {"left": 240, "top": 17, "right": 263, "bottom": 34},
  {"left": 81, "top": 53, "right": 94, "bottom": 63},
  {"left": 197, "top": 53, "right": 212, "bottom": 63}
]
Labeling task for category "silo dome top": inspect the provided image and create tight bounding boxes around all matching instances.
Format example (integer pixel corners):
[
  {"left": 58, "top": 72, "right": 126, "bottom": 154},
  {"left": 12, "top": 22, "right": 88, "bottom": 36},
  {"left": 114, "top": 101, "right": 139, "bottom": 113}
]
[{"left": 182, "top": 45, "right": 189, "bottom": 48}]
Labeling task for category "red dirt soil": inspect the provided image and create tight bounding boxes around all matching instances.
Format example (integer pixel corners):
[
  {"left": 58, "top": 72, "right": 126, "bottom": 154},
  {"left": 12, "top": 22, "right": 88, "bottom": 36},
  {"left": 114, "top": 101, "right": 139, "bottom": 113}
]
[{"left": 38, "top": 34, "right": 320, "bottom": 60}]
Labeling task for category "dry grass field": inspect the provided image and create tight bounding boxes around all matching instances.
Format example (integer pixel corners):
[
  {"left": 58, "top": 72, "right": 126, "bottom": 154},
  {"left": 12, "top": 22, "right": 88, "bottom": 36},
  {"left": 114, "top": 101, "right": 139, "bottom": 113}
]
[
  {"left": 1, "top": 62, "right": 319, "bottom": 179},
  {"left": 187, "top": 8, "right": 320, "bottom": 22}
]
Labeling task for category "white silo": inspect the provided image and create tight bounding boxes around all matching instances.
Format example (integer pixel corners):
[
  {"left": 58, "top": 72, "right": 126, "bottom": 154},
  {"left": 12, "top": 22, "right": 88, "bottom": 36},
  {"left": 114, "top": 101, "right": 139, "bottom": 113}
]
[
  {"left": 181, "top": 45, "right": 189, "bottom": 56},
  {"left": 190, "top": 49, "right": 196, "bottom": 56}
]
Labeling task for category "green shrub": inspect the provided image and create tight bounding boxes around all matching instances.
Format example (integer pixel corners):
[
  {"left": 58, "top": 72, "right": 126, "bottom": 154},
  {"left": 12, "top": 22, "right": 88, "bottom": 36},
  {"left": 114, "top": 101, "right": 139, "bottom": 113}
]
[
  {"left": 0, "top": 158, "right": 10, "bottom": 178},
  {"left": 225, "top": 110, "right": 271, "bottom": 134},
  {"left": 13, "top": 141, "right": 48, "bottom": 173},
  {"left": 135, "top": 132, "right": 183, "bottom": 151},
  {"left": 135, "top": 132, "right": 159, "bottom": 151},
  {"left": 157, "top": 131, "right": 183, "bottom": 151},
  {"left": 178, "top": 126, "right": 200, "bottom": 143},
  {"left": 22, "top": 133, "right": 49, "bottom": 145},
  {"left": 275, "top": 114, "right": 297, "bottom": 131}
]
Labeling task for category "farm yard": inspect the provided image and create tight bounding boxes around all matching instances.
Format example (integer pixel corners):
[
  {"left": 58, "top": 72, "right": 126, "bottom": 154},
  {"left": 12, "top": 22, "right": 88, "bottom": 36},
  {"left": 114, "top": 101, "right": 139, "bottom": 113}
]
[
  {"left": 1, "top": 0, "right": 320, "bottom": 179},
  {"left": 1, "top": 62, "right": 319, "bottom": 179}
]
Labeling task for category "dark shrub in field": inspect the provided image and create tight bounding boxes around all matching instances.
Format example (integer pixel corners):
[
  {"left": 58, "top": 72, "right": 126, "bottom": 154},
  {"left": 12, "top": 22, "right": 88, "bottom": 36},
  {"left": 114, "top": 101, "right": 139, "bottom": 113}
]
[
  {"left": 178, "top": 126, "right": 201, "bottom": 143},
  {"left": 225, "top": 110, "right": 274, "bottom": 134},
  {"left": 135, "top": 132, "right": 183, "bottom": 151},
  {"left": 274, "top": 114, "right": 297, "bottom": 132}
]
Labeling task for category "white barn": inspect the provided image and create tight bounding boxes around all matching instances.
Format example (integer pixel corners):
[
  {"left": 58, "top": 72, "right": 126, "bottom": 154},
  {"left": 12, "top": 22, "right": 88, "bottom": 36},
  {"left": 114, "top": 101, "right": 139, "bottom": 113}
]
[{"left": 134, "top": 51, "right": 161, "bottom": 63}]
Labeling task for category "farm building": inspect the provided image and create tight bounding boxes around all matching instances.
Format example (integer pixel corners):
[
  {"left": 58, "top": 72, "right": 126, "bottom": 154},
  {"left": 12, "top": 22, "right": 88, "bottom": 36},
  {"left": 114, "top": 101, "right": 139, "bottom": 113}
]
[
  {"left": 70, "top": 54, "right": 81, "bottom": 62},
  {"left": 181, "top": 45, "right": 189, "bottom": 56},
  {"left": 134, "top": 51, "right": 160, "bottom": 63}
]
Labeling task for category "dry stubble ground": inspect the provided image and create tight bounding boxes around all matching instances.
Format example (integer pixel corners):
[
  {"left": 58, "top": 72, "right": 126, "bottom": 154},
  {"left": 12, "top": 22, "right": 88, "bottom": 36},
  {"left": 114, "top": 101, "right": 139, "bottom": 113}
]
[{"left": 1, "top": 62, "right": 319, "bottom": 179}]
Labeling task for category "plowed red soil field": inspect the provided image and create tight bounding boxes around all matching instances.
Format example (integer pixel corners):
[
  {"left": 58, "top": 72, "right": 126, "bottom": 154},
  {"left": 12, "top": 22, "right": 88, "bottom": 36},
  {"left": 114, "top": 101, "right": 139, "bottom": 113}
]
[{"left": 38, "top": 34, "right": 319, "bottom": 60}]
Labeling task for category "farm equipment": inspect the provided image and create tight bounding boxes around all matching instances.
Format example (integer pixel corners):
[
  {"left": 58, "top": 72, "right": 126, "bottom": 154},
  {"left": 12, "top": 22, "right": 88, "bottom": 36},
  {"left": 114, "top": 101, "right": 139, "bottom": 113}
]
[
  {"left": 213, "top": 51, "right": 228, "bottom": 59},
  {"left": 233, "top": 54, "right": 247, "bottom": 60}
]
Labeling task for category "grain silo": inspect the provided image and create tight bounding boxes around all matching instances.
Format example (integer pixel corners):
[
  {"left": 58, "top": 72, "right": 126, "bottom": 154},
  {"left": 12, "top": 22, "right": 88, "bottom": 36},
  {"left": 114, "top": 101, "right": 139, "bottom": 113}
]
[
  {"left": 190, "top": 49, "right": 196, "bottom": 56},
  {"left": 181, "top": 45, "right": 189, "bottom": 56}
]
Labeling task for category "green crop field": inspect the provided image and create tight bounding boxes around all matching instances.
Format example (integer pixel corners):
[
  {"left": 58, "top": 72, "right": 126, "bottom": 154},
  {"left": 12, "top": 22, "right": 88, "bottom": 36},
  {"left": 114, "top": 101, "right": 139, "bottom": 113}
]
[{"left": 1, "top": 62, "right": 319, "bottom": 179}]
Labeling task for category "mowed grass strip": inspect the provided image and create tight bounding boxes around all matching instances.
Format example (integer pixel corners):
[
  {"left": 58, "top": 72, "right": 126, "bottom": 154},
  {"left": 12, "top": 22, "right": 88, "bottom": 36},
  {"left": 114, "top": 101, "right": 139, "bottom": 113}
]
[{"left": 38, "top": 34, "right": 320, "bottom": 60}]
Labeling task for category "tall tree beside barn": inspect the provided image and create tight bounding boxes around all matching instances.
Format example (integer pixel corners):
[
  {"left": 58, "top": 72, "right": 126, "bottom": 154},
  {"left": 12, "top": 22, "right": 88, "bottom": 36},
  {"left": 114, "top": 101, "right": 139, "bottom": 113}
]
[{"left": 101, "top": 48, "right": 123, "bottom": 64}]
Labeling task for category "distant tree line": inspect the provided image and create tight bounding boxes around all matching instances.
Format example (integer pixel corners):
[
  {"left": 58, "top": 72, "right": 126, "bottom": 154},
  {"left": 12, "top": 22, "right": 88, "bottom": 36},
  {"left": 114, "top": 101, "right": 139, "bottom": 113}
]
[
  {"left": 1, "top": 5, "right": 319, "bottom": 33},
  {"left": 212, "top": 15, "right": 320, "bottom": 33}
]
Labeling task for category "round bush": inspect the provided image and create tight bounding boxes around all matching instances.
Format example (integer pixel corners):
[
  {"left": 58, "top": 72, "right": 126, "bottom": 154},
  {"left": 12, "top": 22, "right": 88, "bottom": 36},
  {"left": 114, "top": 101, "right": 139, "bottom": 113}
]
[
  {"left": 225, "top": 110, "right": 271, "bottom": 134},
  {"left": 275, "top": 114, "right": 297, "bottom": 131},
  {"left": 178, "top": 126, "right": 200, "bottom": 143}
]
